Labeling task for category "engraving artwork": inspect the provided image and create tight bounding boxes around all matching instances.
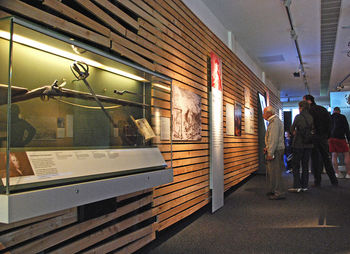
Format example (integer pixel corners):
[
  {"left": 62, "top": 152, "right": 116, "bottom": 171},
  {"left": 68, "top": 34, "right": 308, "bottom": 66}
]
[{"left": 172, "top": 85, "right": 201, "bottom": 140}]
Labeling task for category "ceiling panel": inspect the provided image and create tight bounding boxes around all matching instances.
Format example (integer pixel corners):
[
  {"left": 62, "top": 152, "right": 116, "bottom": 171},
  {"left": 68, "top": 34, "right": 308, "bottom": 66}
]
[{"left": 201, "top": 0, "right": 350, "bottom": 100}]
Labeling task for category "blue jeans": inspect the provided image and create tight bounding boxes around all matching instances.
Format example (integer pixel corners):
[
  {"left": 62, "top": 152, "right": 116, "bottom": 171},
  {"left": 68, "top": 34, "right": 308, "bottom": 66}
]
[
  {"left": 292, "top": 148, "right": 312, "bottom": 188},
  {"left": 284, "top": 154, "right": 292, "bottom": 171}
]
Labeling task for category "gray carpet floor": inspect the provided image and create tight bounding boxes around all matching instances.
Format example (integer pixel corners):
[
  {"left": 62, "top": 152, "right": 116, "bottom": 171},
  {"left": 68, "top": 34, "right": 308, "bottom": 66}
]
[{"left": 138, "top": 172, "right": 350, "bottom": 254}]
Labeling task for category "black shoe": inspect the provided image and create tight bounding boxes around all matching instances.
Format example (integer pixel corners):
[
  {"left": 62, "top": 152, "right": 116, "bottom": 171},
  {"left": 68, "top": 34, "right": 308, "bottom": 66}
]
[
  {"left": 312, "top": 183, "right": 321, "bottom": 188},
  {"left": 266, "top": 192, "right": 274, "bottom": 196},
  {"left": 268, "top": 194, "right": 286, "bottom": 200}
]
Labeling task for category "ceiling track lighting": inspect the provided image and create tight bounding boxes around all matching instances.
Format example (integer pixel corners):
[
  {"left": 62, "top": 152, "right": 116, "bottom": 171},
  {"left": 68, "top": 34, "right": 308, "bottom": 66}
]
[
  {"left": 283, "top": 0, "right": 310, "bottom": 94},
  {"left": 335, "top": 72, "right": 350, "bottom": 91},
  {"left": 283, "top": 0, "right": 291, "bottom": 8}
]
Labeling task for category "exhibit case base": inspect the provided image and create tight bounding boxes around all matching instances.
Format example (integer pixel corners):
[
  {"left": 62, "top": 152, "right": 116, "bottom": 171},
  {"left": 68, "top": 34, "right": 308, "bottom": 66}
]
[{"left": 0, "top": 168, "right": 172, "bottom": 224}]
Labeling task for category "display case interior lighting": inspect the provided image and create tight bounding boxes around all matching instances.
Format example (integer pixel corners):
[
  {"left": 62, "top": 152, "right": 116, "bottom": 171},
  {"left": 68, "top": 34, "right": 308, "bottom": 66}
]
[
  {"left": 0, "top": 30, "right": 147, "bottom": 82},
  {"left": 153, "top": 83, "right": 171, "bottom": 91}
]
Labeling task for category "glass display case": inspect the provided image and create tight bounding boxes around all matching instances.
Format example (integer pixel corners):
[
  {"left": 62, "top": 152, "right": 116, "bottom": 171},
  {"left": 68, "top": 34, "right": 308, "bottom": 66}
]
[{"left": 0, "top": 17, "right": 172, "bottom": 223}]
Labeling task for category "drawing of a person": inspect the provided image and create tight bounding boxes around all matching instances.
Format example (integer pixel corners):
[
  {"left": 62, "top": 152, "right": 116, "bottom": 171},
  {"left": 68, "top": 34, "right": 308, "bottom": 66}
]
[
  {"left": 9, "top": 153, "right": 23, "bottom": 177},
  {"left": 0, "top": 152, "right": 34, "bottom": 178}
]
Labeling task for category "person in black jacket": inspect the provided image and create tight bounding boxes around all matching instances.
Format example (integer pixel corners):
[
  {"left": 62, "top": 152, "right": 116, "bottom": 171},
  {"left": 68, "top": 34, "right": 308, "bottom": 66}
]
[
  {"left": 329, "top": 107, "right": 350, "bottom": 178},
  {"left": 288, "top": 101, "right": 314, "bottom": 192},
  {"left": 303, "top": 95, "right": 338, "bottom": 186}
]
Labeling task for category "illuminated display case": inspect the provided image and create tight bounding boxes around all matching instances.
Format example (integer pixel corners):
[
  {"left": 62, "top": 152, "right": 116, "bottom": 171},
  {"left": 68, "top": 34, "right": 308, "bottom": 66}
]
[{"left": 0, "top": 17, "right": 173, "bottom": 223}]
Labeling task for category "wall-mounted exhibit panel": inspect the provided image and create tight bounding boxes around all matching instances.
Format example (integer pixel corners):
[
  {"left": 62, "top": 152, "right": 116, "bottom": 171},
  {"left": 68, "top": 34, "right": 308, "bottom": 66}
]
[
  {"left": 330, "top": 91, "right": 350, "bottom": 122},
  {"left": 257, "top": 92, "right": 267, "bottom": 174},
  {"left": 209, "top": 52, "right": 224, "bottom": 213},
  {"left": 0, "top": 17, "right": 173, "bottom": 223}
]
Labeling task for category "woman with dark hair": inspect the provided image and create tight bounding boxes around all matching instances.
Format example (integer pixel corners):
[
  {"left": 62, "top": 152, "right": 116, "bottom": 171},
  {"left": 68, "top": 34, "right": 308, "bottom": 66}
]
[{"left": 288, "top": 101, "right": 314, "bottom": 192}]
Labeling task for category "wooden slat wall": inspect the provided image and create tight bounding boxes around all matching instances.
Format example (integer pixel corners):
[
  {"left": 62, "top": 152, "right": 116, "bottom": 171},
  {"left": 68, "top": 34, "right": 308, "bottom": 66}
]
[
  {"left": 0, "top": 0, "right": 282, "bottom": 253},
  {"left": 0, "top": 190, "right": 155, "bottom": 253}
]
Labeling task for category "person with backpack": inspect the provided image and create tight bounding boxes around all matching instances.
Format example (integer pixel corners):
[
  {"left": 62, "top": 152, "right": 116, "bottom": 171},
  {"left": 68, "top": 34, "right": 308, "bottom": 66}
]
[
  {"left": 288, "top": 101, "right": 314, "bottom": 192},
  {"left": 329, "top": 107, "right": 350, "bottom": 178},
  {"left": 303, "top": 94, "right": 338, "bottom": 187}
]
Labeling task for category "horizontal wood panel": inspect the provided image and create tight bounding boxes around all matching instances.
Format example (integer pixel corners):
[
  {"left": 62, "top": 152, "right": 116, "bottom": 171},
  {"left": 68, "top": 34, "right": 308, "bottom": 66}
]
[
  {"left": 225, "top": 161, "right": 259, "bottom": 175},
  {"left": 153, "top": 181, "right": 208, "bottom": 206},
  {"left": 157, "top": 193, "right": 209, "bottom": 222},
  {"left": 154, "top": 175, "right": 208, "bottom": 196},
  {"left": 42, "top": 0, "right": 111, "bottom": 37},
  {"left": 111, "top": 41, "right": 155, "bottom": 70},
  {"left": 172, "top": 168, "right": 209, "bottom": 182},
  {"left": 0, "top": 0, "right": 110, "bottom": 47},
  {"left": 224, "top": 175, "right": 251, "bottom": 191},
  {"left": 8, "top": 194, "right": 152, "bottom": 253},
  {"left": 153, "top": 186, "right": 210, "bottom": 214},
  {"left": 114, "top": 231, "right": 155, "bottom": 254},
  {"left": 172, "top": 156, "right": 208, "bottom": 167},
  {"left": 75, "top": 0, "right": 126, "bottom": 36},
  {"left": 224, "top": 166, "right": 257, "bottom": 182},
  {"left": 83, "top": 224, "right": 153, "bottom": 254},
  {"left": 173, "top": 162, "right": 209, "bottom": 175},
  {"left": 51, "top": 210, "right": 154, "bottom": 254},
  {"left": 0, "top": 208, "right": 75, "bottom": 233},
  {"left": 0, "top": 208, "right": 77, "bottom": 250},
  {"left": 95, "top": 0, "right": 139, "bottom": 30},
  {"left": 157, "top": 199, "right": 208, "bottom": 231}
]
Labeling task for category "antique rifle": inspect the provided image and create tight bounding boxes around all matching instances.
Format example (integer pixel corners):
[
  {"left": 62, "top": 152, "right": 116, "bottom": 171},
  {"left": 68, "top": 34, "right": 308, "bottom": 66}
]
[{"left": 0, "top": 83, "right": 149, "bottom": 108}]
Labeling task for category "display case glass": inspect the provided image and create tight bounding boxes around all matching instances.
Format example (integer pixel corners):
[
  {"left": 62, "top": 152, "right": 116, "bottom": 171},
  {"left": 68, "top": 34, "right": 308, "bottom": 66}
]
[{"left": 0, "top": 17, "right": 172, "bottom": 195}]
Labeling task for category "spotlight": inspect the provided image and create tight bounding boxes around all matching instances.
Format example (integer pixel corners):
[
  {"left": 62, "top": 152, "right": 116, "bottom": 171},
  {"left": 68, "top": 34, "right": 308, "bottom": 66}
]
[
  {"left": 336, "top": 84, "right": 344, "bottom": 91},
  {"left": 293, "top": 72, "right": 300, "bottom": 77}
]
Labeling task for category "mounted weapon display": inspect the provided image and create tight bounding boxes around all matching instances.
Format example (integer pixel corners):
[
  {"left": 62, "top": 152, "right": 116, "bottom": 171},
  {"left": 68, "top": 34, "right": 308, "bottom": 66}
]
[
  {"left": 0, "top": 82, "right": 149, "bottom": 108},
  {"left": 0, "top": 60, "right": 149, "bottom": 109},
  {"left": 114, "top": 89, "right": 138, "bottom": 96},
  {"left": 70, "top": 61, "right": 118, "bottom": 127}
]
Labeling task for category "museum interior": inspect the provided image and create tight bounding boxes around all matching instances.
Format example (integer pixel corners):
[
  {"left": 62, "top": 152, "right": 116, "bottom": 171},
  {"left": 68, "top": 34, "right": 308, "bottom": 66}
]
[{"left": 0, "top": 0, "right": 350, "bottom": 253}]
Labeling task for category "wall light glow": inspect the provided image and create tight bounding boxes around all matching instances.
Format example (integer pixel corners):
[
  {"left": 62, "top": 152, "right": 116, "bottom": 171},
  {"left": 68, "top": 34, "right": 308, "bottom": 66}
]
[
  {"left": 153, "top": 83, "right": 171, "bottom": 91},
  {"left": 0, "top": 30, "right": 147, "bottom": 82}
]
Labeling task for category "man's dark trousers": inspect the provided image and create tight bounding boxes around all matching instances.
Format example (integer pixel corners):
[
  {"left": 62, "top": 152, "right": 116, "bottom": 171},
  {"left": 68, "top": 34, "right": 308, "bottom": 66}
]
[{"left": 311, "top": 137, "right": 338, "bottom": 186}]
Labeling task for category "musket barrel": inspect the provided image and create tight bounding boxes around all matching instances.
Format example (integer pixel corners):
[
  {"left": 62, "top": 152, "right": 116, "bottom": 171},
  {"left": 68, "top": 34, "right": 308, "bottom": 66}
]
[{"left": 1, "top": 85, "right": 149, "bottom": 108}]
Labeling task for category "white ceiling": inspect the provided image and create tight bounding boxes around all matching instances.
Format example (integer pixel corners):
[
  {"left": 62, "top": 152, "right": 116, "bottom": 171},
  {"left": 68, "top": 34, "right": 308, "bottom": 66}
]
[
  {"left": 201, "top": 0, "right": 350, "bottom": 101},
  {"left": 331, "top": 1, "right": 350, "bottom": 91}
]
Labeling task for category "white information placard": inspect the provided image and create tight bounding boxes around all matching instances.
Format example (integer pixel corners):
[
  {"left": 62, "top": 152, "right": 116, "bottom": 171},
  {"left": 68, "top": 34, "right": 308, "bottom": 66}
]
[
  {"left": 244, "top": 87, "right": 251, "bottom": 108},
  {"left": 245, "top": 107, "right": 255, "bottom": 134},
  {"left": 0, "top": 148, "right": 166, "bottom": 186},
  {"left": 160, "top": 117, "right": 170, "bottom": 141}
]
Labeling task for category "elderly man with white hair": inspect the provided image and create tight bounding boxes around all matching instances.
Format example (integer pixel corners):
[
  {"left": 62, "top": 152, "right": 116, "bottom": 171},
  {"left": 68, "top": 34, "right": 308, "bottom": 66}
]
[{"left": 263, "top": 106, "right": 286, "bottom": 200}]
